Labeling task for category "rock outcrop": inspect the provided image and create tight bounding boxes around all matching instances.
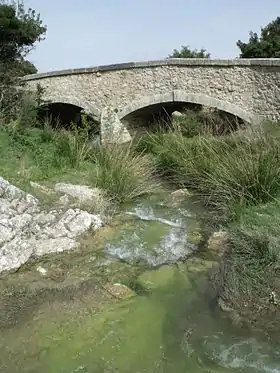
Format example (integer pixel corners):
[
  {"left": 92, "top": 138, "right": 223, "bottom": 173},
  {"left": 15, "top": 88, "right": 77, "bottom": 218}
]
[{"left": 0, "top": 177, "right": 103, "bottom": 273}]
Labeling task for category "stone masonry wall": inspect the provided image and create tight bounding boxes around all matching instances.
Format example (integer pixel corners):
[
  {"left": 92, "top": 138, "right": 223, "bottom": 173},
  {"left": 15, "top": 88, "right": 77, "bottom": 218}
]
[{"left": 23, "top": 59, "right": 280, "bottom": 122}]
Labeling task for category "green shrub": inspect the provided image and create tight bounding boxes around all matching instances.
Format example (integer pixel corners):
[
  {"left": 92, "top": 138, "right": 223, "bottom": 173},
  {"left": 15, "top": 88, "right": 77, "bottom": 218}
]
[
  {"left": 136, "top": 131, "right": 222, "bottom": 184},
  {"left": 0, "top": 121, "right": 91, "bottom": 180},
  {"left": 17, "top": 96, "right": 39, "bottom": 130},
  {"left": 48, "top": 112, "right": 93, "bottom": 169},
  {"left": 40, "top": 119, "right": 58, "bottom": 143}
]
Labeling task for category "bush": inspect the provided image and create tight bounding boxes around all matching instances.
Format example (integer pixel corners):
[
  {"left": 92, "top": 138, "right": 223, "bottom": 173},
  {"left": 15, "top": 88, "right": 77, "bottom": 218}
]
[
  {"left": 0, "top": 120, "right": 91, "bottom": 180},
  {"left": 17, "top": 95, "right": 39, "bottom": 130}
]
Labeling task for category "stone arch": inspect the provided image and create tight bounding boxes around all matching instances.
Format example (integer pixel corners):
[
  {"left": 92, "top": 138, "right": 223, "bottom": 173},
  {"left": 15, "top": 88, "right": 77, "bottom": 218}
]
[
  {"left": 40, "top": 96, "right": 101, "bottom": 122},
  {"left": 118, "top": 90, "right": 261, "bottom": 124},
  {"left": 39, "top": 97, "right": 102, "bottom": 141}
]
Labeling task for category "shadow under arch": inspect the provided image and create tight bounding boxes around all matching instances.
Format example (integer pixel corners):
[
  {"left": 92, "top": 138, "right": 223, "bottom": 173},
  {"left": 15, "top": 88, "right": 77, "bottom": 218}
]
[
  {"left": 40, "top": 97, "right": 101, "bottom": 123},
  {"left": 118, "top": 91, "right": 261, "bottom": 125},
  {"left": 38, "top": 98, "right": 102, "bottom": 141}
]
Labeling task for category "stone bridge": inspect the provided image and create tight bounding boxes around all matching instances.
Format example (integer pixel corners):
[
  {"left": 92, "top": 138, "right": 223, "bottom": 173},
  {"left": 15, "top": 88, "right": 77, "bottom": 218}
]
[{"left": 22, "top": 58, "right": 280, "bottom": 142}]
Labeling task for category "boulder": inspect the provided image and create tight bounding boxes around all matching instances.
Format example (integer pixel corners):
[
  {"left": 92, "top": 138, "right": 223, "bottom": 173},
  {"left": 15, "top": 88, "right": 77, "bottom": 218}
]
[
  {"left": 207, "top": 231, "right": 229, "bottom": 257},
  {"left": 54, "top": 183, "right": 102, "bottom": 203},
  {"left": 54, "top": 183, "right": 110, "bottom": 215},
  {"left": 104, "top": 283, "right": 135, "bottom": 299},
  {"left": 172, "top": 111, "right": 183, "bottom": 117}
]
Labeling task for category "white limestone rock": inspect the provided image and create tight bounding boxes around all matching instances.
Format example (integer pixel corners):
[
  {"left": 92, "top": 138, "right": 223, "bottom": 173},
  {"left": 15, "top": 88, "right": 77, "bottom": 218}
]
[
  {"left": 36, "top": 265, "right": 47, "bottom": 276},
  {"left": 172, "top": 110, "right": 183, "bottom": 117},
  {"left": 0, "top": 177, "right": 104, "bottom": 274},
  {"left": 54, "top": 183, "right": 102, "bottom": 203}
]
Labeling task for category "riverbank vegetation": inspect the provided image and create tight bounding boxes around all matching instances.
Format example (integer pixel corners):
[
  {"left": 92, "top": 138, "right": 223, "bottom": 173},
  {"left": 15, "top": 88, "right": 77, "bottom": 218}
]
[{"left": 135, "top": 114, "right": 280, "bottom": 332}]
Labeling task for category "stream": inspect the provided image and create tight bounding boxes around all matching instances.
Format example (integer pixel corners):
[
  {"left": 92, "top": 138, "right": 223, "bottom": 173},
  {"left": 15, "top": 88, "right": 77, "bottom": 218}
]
[{"left": 0, "top": 193, "right": 279, "bottom": 373}]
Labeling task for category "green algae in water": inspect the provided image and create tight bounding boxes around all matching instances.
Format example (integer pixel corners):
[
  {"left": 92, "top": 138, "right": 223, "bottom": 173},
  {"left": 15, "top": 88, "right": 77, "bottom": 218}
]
[
  {"left": 0, "top": 265, "right": 224, "bottom": 373},
  {"left": 3, "top": 263, "right": 276, "bottom": 373}
]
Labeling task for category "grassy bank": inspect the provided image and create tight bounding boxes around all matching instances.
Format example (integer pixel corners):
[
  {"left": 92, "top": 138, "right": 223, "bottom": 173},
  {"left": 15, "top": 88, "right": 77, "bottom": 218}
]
[
  {"left": 220, "top": 202, "right": 280, "bottom": 332},
  {"left": 0, "top": 117, "right": 160, "bottom": 208},
  {"left": 135, "top": 116, "right": 280, "bottom": 331}
]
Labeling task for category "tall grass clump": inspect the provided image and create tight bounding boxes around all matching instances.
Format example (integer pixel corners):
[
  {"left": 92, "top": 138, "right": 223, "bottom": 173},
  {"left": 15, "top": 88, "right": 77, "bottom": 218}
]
[
  {"left": 53, "top": 111, "right": 93, "bottom": 169},
  {"left": 135, "top": 130, "right": 229, "bottom": 190},
  {"left": 191, "top": 128, "right": 280, "bottom": 212},
  {"left": 91, "top": 142, "right": 161, "bottom": 203},
  {"left": 217, "top": 201, "right": 280, "bottom": 329},
  {"left": 137, "top": 122, "right": 280, "bottom": 218},
  {"left": 54, "top": 130, "right": 92, "bottom": 169}
]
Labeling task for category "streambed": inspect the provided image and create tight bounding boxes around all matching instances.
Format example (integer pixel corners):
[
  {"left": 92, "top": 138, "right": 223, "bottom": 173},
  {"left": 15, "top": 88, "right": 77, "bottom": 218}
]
[{"left": 0, "top": 194, "right": 279, "bottom": 373}]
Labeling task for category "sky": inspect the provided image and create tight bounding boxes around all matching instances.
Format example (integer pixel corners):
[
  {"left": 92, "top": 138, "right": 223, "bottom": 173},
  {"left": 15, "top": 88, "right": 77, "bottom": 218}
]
[{"left": 25, "top": 0, "right": 280, "bottom": 73}]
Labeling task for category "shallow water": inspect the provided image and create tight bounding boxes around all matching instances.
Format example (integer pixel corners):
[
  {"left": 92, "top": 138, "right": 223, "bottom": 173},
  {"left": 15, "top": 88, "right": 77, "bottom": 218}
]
[{"left": 0, "top": 194, "right": 279, "bottom": 373}]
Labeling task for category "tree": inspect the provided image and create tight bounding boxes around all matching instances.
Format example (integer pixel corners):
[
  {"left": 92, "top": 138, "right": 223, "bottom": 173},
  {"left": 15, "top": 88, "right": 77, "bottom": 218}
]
[
  {"left": 237, "top": 17, "right": 280, "bottom": 58},
  {"left": 168, "top": 45, "right": 210, "bottom": 58},
  {"left": 17, "top": 57, "right": 38, "bottom": 75},
  {"left": 0, "top": 0, "right": 46, "bottom": 118}
]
